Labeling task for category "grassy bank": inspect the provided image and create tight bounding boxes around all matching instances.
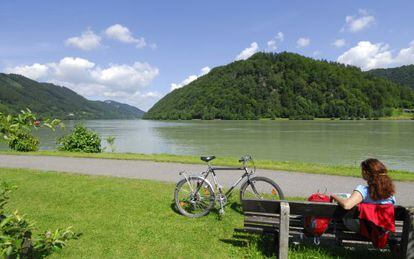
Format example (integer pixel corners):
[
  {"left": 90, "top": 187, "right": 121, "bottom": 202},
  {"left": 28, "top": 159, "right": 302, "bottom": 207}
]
[
  {"left": 1, "top": 150, "right": 413, "bottom": 182},
  {"left": 0, "top": 167, "right": 392, "bottom": 258},
  {"left": 381, "top": 109, "right": 414, "bottom": 120}
]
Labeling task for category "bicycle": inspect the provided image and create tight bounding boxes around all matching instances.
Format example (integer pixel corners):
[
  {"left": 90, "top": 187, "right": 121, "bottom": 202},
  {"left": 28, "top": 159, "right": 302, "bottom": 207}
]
[{"left": 174, "top": 155, "right": 284, "bottom": 218}]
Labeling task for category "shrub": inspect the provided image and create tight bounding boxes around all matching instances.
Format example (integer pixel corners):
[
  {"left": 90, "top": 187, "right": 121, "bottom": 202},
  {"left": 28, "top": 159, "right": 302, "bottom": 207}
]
[
  {"left": 57, "top": 124, "right": 102, "bottom": 153},
  {"left": 8, "top": 131, "right": 40, "bottom": 152},
  {"left": 0, "top": 180, "right": 78, "bottom": 258},
  {"left": 0, "top": 109, "right": 62, "bottom": 152}
]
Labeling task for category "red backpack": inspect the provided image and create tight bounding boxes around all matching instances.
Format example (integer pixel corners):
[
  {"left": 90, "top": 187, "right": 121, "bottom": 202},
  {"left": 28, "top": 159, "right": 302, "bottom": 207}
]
[{"left": 303, "top": 193, "right": 331, "bottom": 237}]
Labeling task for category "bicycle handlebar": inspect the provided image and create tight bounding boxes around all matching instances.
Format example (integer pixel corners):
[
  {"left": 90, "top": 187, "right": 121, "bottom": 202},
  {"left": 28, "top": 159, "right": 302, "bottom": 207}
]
[{"left": 239, "top": 155, "right": 252, "bottom": 163}]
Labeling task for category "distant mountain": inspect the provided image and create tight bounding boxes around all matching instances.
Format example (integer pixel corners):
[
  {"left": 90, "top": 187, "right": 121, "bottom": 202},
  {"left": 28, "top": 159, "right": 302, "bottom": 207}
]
[
  {"left": 145, "top": 52, "right": 414, "bottom": 120},
  {"left": 0, "top": 73, "right": 144, "bottom": 119},
  {"left": 368, "top": 65, "right": 414, "bottom": 89}
]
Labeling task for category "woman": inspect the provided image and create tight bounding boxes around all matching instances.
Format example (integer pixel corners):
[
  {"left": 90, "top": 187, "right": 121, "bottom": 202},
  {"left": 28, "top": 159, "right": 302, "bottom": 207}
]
[
  {"left": 331, "top": 158, "right": 395, "bottom": 209},
  {"left": 331, "top": 158, "right": 396, "bottom": 232}
]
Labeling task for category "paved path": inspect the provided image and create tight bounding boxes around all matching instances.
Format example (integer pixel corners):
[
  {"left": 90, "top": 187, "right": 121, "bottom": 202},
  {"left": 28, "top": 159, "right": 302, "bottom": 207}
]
[{"left": 0, "top": 154, "right": 413, "bottom": 206}]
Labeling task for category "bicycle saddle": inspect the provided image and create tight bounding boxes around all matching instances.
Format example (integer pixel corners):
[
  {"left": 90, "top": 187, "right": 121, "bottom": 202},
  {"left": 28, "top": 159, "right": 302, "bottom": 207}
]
[{"left": 200, "top": 156, "right": 216, "bottom": 162}]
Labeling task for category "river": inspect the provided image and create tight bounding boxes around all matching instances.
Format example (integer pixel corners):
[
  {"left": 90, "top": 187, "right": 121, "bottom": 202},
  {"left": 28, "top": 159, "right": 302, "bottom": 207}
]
[{"left": 1, "top": 120, "right": 413, "bottom": 171}]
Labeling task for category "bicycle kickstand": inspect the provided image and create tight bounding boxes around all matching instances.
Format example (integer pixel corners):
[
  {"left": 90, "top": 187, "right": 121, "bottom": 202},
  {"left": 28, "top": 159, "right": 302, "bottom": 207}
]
[
  {"left": 218, "top": 201, "right": 225, "bottom": 215},
  {"left": 218, "top": 193, "right": 225, "bottom": 215}
]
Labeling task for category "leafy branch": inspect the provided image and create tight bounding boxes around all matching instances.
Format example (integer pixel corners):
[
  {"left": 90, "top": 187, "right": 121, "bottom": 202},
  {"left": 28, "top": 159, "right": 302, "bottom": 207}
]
[{"left": 0, "top": 180, "right": 79, "bottom": 258}]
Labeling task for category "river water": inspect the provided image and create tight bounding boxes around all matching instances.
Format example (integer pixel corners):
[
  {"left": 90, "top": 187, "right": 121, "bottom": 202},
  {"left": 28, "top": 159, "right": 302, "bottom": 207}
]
[{"left": 1, "top": 120, "right": 413, "bottom": 171}]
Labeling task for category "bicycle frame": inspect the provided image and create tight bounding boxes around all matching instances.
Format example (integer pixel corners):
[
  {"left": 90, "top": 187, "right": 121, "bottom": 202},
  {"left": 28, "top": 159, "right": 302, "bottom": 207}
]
[{"left": 198, "top": 163, "right": 254, "bottom": 198}]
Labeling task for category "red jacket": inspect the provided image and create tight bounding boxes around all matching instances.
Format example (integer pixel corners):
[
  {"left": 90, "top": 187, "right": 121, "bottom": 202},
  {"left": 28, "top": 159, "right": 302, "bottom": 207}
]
[{"left": 358, "top": 203, "right": 395, "bottom": 248}]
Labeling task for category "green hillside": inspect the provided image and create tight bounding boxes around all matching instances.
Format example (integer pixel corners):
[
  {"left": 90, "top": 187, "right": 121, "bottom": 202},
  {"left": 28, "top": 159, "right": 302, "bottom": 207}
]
[
  {"left": 0, "top": 73, "right": 144, "bottom": 119},
  {"left": 145, "top": 52, "right": 414, "bottom": 120},
  {"left": 368, "top": 65, "right": 414, "bottom": 89}
]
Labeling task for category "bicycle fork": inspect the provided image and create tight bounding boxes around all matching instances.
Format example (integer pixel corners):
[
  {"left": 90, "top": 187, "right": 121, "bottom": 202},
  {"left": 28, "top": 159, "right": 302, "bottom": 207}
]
[{"left": 211, "top": 172, "right": 226, "bottom": 215}]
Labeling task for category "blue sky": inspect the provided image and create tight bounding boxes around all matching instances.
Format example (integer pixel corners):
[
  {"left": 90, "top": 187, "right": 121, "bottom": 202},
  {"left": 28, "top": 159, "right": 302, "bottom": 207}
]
[{"left": 1, "top": 0, "right": 414, "bottom": 110}]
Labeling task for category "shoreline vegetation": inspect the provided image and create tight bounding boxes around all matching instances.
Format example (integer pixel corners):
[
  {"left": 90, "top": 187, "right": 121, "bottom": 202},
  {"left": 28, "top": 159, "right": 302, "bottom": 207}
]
[
  {"left": 143, "top": 108, "right": 413, "bottom": 121},
  {"left": 1, "top": 150, "right": 413, "bottom": 182}
]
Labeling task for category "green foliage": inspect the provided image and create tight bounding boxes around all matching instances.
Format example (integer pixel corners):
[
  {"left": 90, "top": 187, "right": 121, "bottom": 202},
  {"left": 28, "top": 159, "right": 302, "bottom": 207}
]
[
  {"left": 368, "top": 64, "right": 414, "bottom": 89},
  {"left": 0, "top": 180, "right": 78, "bottom": 258},
  {"left": 57, "top": 124, "right": 102, "bottom": 153},
  {"left": 105, "top": 136, "right": 116, "bottom": 153},
  {"left": 0, "top": 109, "right": 62, "bottom": 151},
  {"left": 145, "top": 52, "right": 414, "bottom": 120},
  {"left": 8, "top": 131, "right": 40, "bottom": 152},
  {"left": 0, "top": 73, "right": 144, "bottom": 119}
]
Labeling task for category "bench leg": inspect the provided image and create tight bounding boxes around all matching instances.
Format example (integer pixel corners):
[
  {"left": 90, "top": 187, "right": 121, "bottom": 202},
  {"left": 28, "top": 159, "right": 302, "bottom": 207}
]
[
  {"left": 278, "top": 202, "right": 290, "bottom": 259},
  {"left": 400, "top": 207, "right": 414, "bottom": 259},
  {"left": 389, "top": 239, "right": 400, "bottom": 259}
]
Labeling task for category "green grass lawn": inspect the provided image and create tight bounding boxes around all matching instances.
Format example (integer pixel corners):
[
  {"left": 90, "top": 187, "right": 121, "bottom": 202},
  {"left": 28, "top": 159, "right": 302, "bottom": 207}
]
[
  {"left": 0, "top": 167, "right": 393, "bottom": 258},
  {"left": 1, "top": 150, "right": 413, "bottom": 182}
]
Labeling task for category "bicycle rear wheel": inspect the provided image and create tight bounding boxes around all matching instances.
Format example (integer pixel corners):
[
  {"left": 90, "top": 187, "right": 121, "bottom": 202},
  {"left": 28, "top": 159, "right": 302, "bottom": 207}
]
[
  {"left": 174, "top": 176, "right": 215, "bottom": 218},
  {"left": 240, "top": 176, "right": 284, "bottom": 201}
]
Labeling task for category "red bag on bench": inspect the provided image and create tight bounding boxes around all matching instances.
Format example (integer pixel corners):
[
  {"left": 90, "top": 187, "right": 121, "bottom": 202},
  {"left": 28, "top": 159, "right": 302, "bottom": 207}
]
[{"left": 303, "top": 193, "right": 331, "bottom": 237}]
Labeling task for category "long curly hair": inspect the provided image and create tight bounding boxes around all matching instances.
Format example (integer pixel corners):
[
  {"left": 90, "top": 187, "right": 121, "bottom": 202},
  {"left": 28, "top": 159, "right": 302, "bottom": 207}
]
[{"left": 361, "top": 158, "right": 395, "bottom": 201}]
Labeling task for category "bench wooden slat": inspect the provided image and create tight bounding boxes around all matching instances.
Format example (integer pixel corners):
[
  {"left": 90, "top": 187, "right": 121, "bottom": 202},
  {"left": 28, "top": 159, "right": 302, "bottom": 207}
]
[
  {"left": 245, "top": 224, "right": 403, "bottom": 237},
  {"left": 245, "top": 216, "right": 404, "bottom": 235},
  {"left": 244, "top": 211, "right": 303, "bottom": 219},
  {"left": 245, "top": 213, "right": 404, "bottom": 229},
  {"left": 243, "top": 199, "right": 355, "bottom": 218},
  {"left": 245, "top": 216, "right": 302, "bottom": 226}
]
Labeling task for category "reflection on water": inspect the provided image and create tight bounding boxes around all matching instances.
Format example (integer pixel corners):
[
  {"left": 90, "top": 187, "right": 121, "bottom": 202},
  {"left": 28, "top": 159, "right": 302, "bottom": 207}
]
[{"left": 1, "top": 119, "right": 413, "bottom": 171}]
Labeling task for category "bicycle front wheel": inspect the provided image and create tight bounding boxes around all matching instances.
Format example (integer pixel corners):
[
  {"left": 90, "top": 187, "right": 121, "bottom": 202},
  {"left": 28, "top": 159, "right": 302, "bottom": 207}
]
[
  {"left": 174, "top": 176, "right": 215, "bottom": 218},
  {"left": 240, "top": 176, "right": 284, "bottom": 201}
]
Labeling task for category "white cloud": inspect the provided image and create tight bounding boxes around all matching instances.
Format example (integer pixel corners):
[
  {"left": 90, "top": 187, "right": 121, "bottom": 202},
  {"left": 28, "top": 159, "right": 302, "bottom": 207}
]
[
  {"left": 170, "top": 66, "right": 211, "bottom": 91},
  {"left": 49, "top": 57, "right": 95, "bottom": 84},
  {"left": 333, "top": 39, "right": 346, "bottom": 48},
  {"left": 395, "top": 40, "right": 414, "bottom": 65},
  {"left": 344, "top": 9, "right": 375, "bottom": 33},
  {"left": 4, "top": 57, "right": 159, "bottom": 110},
  {"left": 235, "top": 42, "right": 259, "bottom": 61},
  {"left": 104, "top": 24, "right": 146, "bottom": 48},
  {"left": 337, "top": 40, "right": 414, "bottom": 71},
  {"left": 200, "top": 66, "right": 211, "bottom": 75},
  {"left": 91, "top": 62, "right": 159, "bottom": 91},
  {"left": 267, "top": 32, "right": 284, "bottom": 50},
  {"left": 65, "top": 29, "right": 102, "bottom": 50},
  {"left": 5, "top": 63, "right": 49, "bottom": 80},
  {"left": 337, "top": 41, "right": 392, "bottom": 70},
  {"left": 297, "top": 37, "right": 310, "bottom": 48}
]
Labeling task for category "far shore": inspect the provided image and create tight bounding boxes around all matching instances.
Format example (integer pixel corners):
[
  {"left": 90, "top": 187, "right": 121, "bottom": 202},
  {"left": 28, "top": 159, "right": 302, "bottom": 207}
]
[{"left": 1, "top": 150, "right": 413, "bottom": 182}]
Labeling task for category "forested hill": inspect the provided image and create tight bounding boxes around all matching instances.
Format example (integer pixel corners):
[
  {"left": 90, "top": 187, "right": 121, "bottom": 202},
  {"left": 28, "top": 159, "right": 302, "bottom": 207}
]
[
  {"left": 145, "top": 52, "right": 414, "bottom": 120},
  {"left": 0, "top": 73, "right": 144, "bottom": 119},
  {"left": 367, "top": 65, "right": 414, "bottom": 89}
]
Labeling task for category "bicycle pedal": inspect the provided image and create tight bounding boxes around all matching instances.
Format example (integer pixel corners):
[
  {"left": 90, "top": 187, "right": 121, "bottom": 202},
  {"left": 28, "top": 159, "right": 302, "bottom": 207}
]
[{"left": 219, "top": 208, "right": 225, "bottom": 215}]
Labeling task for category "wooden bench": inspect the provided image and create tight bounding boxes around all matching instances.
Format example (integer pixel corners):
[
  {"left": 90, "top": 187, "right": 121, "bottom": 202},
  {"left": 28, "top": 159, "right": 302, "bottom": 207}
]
[{"left": 237, "top": 199, "right": 414, "bottom": 259}]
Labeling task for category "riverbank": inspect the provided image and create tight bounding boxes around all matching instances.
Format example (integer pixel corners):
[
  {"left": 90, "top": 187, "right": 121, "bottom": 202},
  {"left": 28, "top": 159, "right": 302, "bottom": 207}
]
[
  {"left": 0, "top": 167, "right": 393, "bottom": 258},
  {"left": 1, "top": 151, "right": 413, "bottom": 181}
]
